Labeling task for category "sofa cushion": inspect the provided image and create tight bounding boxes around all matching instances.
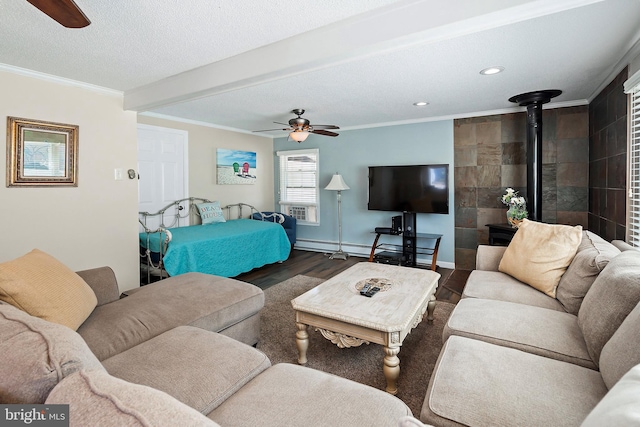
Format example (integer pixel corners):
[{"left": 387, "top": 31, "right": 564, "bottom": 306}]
[
  {"left": 598, "top": 302, "right": 640, "bottom": 389},
  {"left": 398, "top": 416, "right": 433, "bottom": 427},
  {"left": 46, "top": 369, "right": 219, "bottom": 427},
  {"left": 443, "top": 298, "right": 595, "bottom": 368},
  {"left": 102, "top": 326, "right": 271, "bottom": 414},
  {"left": 611, "top": 239, "right": 639, "bottom": 252},
  {"left": 77, "top": 272, "right": 264, "bottom": 360},
  {"left": 0, "top": 302, "right": 104, "bottom": 404},
  {"left": 498, "top": 219, "right": 582, "bottom": 298},
  {"left": 556, "top": 231, "right": 620, "bottom": 315},
  {"left": 208, "top": 363, "right": 412, "bottom": 426},
  {"left": 0, "top": 249, "right": 97, "bottom": 330},
  {"left": 461, "top": 270, "right": 565, "bottom": 312},
  {"left": 578, "top": 250, "right": 640, "bottom": 367},
  {"left": 581, "top": 364, "right": 640, "bottom": 427},
  {"left": 420, "top": 336, "right": 607, "bottom": 427}
]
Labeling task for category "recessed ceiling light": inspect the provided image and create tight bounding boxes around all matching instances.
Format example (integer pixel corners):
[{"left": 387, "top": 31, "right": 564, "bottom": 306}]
[
  {"left": 413, "top": 101, "right": 428, "bottom": 106},
  {"left": 480, "top": 66, "right": 504, "bottom": 75}
]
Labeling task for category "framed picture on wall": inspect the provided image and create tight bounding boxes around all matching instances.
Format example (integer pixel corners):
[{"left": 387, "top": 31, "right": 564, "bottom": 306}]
[
  {"left": 216, "top": 149, "right": 257, "bottom": 185},
  {"left": 6, "top": 116, "right": 79, "bottom": 187}
]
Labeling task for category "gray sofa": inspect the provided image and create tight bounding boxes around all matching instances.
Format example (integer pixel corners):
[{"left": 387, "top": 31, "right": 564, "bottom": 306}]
[
  {"left": 1, "top": 267, "right": 417, "bottom": 426},
  {"left": 421, "top": 231, "right": 640, "bottom": 426}
]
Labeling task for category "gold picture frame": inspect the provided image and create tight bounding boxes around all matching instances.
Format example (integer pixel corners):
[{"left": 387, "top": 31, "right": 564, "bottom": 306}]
[{"left": 6, "top": 117, "right": 78, "bottom": 187}]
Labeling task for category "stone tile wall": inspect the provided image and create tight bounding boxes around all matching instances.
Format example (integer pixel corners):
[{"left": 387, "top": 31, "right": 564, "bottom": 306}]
[
  {"left": 588, "top": 67, "right": 628, "bottom": 241},
  {"left": 454, "top": 106, "right": 589, "bottom": 270}
]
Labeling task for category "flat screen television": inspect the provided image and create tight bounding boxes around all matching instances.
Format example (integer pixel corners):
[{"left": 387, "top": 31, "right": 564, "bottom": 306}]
[{"left": 368, "top": 164, "right": 449, "bottom": 214}]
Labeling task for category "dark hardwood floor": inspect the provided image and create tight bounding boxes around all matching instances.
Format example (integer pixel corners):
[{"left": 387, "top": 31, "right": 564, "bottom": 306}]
[{"left": 236, "top": 249, "right": 466, "bottom": 304}]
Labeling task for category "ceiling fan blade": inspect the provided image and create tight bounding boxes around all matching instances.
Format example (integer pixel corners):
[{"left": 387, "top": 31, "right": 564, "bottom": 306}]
[
  {"left": 26, "top": 0, "right": 91, "bottom": 28},
  {"left": 273, "top": 121, "right": 290, "bottom": 126},
  {"left": 253, "top": 128, "right": 290, "bottom": 132},
  {"left": 311, "top": 129, "right": 339, "bottom": 137},
  {"left": 310, "top": 125, "right": 340, "bottom": 130}
]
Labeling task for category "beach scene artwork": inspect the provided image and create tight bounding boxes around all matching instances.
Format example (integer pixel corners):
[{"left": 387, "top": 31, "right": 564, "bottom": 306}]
[{"left": 216, "top": 148, "right": 257, "bottom": 185}]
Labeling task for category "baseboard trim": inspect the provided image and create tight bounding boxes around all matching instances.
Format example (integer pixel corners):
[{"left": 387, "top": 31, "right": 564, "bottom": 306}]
[{"left": 294, "top": 238, "right": 455, "bottom": 270}]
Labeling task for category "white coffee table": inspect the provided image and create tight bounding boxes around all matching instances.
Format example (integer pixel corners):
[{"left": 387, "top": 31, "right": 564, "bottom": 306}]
[{"left": 291, "top": 262, "right": 440, "bottom": 394}]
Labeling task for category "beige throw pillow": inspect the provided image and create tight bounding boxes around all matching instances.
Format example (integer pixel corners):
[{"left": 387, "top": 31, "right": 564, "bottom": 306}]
[
  {"left": 0, "top": 249, "right": 97, "bottom": 330},
  {"left": 556, "top": 231, "right": 620, "bottom": 315},
  {"left": 498, "top": 219, "right": 582, "bottom": 298}
]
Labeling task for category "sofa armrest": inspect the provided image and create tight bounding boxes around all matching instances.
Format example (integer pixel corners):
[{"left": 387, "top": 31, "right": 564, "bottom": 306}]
[
  {"left": 76, "top": 267, "right": 120, "bottom": 306},
  {"left": 476, "top": 245, "right": 507, "bottom": 271}
]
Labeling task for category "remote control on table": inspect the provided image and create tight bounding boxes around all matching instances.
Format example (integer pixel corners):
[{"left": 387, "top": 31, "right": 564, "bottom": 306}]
[
  {"left": 363, "top": 286, "right": 380, "bottom": 297},
  {"left": 360, "top": 283, "right": 372, "bottom": 295}
]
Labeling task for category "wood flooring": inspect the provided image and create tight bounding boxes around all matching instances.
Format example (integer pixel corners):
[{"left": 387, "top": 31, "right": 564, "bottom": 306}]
[{"left": 236, "top": 249, "right": 466, "bottom": 303}]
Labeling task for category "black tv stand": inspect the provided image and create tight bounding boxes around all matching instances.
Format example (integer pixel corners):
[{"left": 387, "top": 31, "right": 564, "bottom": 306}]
[{"left": 368, "top": 213, "right": 442, "bottom": 271}]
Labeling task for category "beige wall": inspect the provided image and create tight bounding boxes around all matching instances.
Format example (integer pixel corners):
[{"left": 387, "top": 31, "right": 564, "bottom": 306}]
[
  {"left": 137, "top": 115, "right": 275, "bottom": 211},
  {"left": 0, "top": 71, "right": 140, "bottom": 290}
]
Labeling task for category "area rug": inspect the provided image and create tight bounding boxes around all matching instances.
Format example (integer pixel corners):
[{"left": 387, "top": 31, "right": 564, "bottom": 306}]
[{"left": 256, "top": 274, "right": 455, "bottom": 417}]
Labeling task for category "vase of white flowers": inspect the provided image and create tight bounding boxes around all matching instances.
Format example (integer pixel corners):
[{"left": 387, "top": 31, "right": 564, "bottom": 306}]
[{"left": 501, "top": 188, "right": 528, "bottom": 228}]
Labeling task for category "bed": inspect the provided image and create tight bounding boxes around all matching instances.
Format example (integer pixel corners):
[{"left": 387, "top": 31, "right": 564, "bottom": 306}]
[{"left": 139, "top": 198, "right": 291, "bottom": 281}]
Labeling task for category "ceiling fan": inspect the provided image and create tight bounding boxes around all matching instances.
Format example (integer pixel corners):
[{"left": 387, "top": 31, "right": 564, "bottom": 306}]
[
  {"left": 26, "top": 0, "right": 91, "bottom": 28},
  {"left": 254, "top": 109, "right": 340, "bottom": 142}
]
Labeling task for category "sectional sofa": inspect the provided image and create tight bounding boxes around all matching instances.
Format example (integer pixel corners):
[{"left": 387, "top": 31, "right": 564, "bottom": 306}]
[
  {"left": 0, "top": 249, "right": 419, "bottom": 426},
  {"left": 421, "top": 221, "right": 640, "bottom": 426}
]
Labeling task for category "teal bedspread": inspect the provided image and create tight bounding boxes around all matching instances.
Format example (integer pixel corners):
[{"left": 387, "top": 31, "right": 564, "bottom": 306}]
[{"left": 139, "top": 219, "right": 291, "bottom": 277}]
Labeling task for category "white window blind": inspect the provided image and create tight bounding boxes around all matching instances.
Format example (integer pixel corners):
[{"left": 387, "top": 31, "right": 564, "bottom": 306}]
[
  {"left": 277, "top": 148, "right": 319, "bottom": 224},
  {"left": 625, "top": 70, "right": 640, "bottom": 247}
]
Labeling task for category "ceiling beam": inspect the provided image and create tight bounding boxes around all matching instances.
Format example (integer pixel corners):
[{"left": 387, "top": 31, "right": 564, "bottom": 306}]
[{"left": 124, "top": 0, "right": 605, "bottom": 112}]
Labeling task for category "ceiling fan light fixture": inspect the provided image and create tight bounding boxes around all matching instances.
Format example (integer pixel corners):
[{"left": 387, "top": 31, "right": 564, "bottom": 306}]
[{"left": 290, "top": 130, "right": 309, "bottom": 142}]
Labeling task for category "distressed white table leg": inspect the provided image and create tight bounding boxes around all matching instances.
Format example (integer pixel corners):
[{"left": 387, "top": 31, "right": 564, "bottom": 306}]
[
  {"left": 427, "top": 294, "right": 436, "bottom": 323},
  {"left": 295, "top": 322, "right": 309, "bottom": 365},
  {"left": 383, "top": 346, "right": 400, "bottom": 395}
]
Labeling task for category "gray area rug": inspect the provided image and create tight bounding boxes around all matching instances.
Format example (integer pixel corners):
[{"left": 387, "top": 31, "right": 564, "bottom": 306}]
[{"left": 256, "top": 274, "right": 455, "bottom": 417}]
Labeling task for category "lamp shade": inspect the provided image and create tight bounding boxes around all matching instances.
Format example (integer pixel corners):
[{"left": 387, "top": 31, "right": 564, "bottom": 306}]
[
  {"left": 290, "top": 130, "right": 309, "bottom": 142},
  {"left": 325, "top": 174, "right": 350, "bottom": 191}
]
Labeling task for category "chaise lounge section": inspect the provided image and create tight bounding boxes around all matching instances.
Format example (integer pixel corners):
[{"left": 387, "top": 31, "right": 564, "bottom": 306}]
[{"left": 0, "top": 249, "right": 418, "bottom": 426}]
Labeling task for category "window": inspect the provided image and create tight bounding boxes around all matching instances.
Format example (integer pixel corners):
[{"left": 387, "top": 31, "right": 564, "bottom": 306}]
[
  {"left": 277, "top": 148, "right": 319, "bottom": 225},
  {"left": 625, "top": 70, "right": 640, "bottom": 246}
]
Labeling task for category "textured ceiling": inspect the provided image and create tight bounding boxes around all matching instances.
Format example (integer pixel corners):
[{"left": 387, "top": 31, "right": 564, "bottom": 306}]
[{"left": 1, "top": 0, "right": 640, "bottom": 137}]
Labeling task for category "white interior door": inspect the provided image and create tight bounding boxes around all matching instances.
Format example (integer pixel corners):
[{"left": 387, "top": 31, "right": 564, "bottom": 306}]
[{"left": 137, "top": 124, "right": 188, "bottom": 231}]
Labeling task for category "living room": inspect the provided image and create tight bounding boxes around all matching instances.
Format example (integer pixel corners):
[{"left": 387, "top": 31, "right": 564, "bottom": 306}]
[
  {"left": 2, "top": 2, "right": 640, "bottom": 426},
  {"left": 1, "top": 1, "right": 639, "bottom": 291}
]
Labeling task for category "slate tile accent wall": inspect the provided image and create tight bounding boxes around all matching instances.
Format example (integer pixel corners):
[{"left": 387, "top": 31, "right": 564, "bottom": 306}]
[
  {"left": 588, "top": 67, "right": 628, "bottom": 241},
  {"left": 454, "top": 106, "right": 589, "bottom": 270}
]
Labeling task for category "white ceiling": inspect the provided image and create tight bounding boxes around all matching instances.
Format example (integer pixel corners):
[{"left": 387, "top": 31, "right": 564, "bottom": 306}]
[{"left": 2, "top": 0, "right": 640, "bottom": 137}]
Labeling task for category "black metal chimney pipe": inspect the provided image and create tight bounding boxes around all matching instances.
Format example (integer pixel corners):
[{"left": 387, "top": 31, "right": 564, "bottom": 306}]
[{"left": 508, "top": 90, "right": 561, "bottom": 222}]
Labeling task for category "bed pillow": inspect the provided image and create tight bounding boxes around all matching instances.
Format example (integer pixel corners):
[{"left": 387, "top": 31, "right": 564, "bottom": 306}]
[
  {"left": 197, "top": 201, "right": 226, "bottom": 225},
  {"left": 498, "top": 219, "right": 582, "bottom": 298},
  {"left": 0, "top": 249, "right": 97, "bottom": 330}
]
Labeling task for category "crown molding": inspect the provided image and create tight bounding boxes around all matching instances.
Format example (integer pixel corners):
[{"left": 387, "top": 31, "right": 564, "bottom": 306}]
[
  {"left": 338, "top": 99, "right": 589, "bottom": 132},
  {"left": 0, "top": 63, "right": 122, "bottom": 97},
  {"left": 590, "top": 27, "right": 640, "bottom": 99},
  {"left": 138, "top": 112, "right": 272, "bottom": 137},
  {"left": 142, "top": 99, "right": 588, "bottom": 137}
]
